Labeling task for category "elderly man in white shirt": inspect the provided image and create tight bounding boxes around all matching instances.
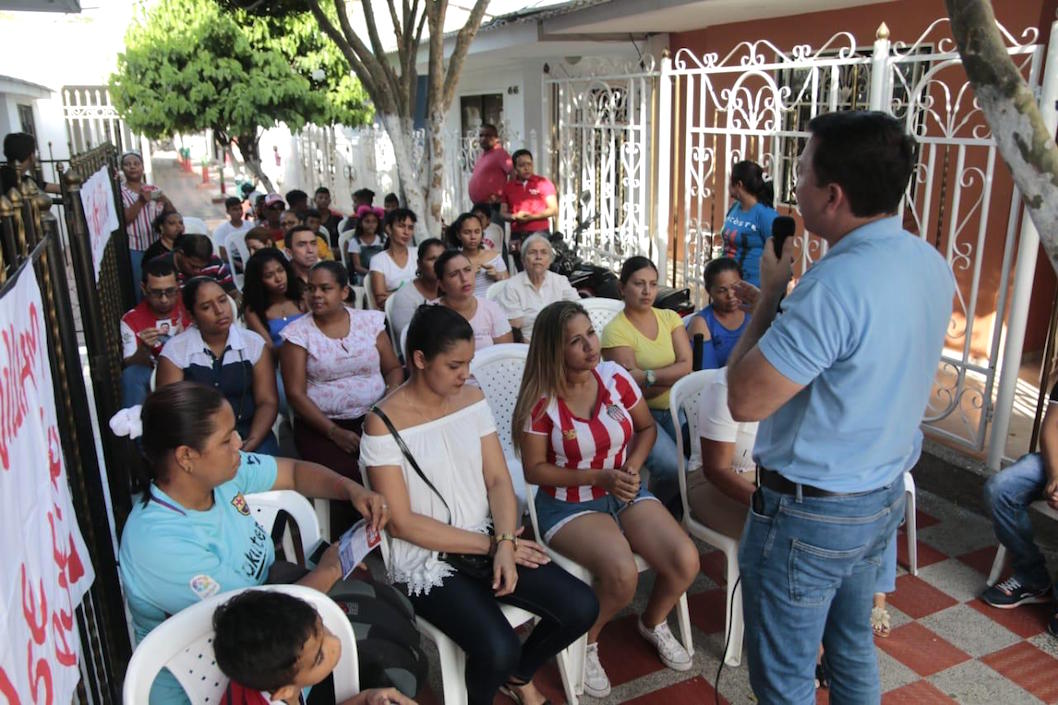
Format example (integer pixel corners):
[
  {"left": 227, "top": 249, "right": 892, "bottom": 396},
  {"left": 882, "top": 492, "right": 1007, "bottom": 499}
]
[{"left": 495, "top": 233, "right": 579, "bottom": 342}]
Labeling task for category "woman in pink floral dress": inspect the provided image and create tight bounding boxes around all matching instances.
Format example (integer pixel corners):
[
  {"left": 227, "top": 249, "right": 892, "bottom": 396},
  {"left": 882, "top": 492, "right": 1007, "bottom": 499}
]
[{"left": 280, "top": 261, "right": 403, "bottom": 490}]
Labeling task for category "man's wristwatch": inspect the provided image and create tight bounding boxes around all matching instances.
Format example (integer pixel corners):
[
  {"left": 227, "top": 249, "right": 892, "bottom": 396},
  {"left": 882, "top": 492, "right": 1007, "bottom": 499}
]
[{"left": 644, "top": 369, "right": 657, "bottom": 388}]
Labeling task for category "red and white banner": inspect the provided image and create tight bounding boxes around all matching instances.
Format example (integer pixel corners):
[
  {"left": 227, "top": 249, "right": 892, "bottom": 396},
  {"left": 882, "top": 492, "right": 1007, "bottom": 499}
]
[
  {"left": 79, "top": 166, "right": 118, "bottom": 282},
  {"left": 0, "top": 265, "right": 95, "bottom": 704}
]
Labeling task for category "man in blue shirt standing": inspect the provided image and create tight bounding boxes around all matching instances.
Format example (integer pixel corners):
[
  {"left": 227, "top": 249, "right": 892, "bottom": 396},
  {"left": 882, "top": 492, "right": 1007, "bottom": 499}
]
[{"left": 727, "top": 111, "right": 954, "bottom": 704}]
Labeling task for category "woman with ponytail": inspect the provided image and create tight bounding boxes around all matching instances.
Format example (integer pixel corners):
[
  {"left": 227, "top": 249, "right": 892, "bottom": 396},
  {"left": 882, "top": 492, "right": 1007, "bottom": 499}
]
[{"left": 720, "top": 160, "right": 779, "bottom": 287}]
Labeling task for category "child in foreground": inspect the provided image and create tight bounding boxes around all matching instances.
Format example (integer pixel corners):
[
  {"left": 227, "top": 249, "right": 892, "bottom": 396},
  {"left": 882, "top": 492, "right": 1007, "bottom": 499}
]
[{"left": 214, "top": 590, "right": 417, "bottom": 705}]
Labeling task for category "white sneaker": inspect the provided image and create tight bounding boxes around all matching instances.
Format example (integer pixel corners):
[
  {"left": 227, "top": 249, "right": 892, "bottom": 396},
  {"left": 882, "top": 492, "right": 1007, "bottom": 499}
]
[
  {"left": 637, "top": 618, "right": 693, "bottom": 671},
  {"left": 583, "top": 642, "right": 611, "bottom": 698}
]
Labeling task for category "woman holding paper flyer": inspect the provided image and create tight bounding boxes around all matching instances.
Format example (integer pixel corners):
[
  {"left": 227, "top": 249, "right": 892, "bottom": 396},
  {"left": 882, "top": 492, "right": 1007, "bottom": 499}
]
[
  {"left": 361, "top": 305, "right": 598, "bottom": 705},
  {"left": 114, "top": 382, "right": 425, "bottom": 705}
]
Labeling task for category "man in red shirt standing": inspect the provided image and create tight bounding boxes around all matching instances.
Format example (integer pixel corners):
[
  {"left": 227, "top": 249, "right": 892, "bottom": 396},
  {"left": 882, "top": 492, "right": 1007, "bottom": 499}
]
[
  {"left": 501, "top": 149, "right": 557, "bottom": 271},
  {"left": 468, "top": 124, "right": 512, "bottom": 206}
]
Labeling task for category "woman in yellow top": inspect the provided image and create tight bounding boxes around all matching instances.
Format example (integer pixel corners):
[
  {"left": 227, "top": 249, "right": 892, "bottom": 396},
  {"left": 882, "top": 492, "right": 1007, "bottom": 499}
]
[{"left": 602, "top": 256, "right": 692, "bottom": 512}]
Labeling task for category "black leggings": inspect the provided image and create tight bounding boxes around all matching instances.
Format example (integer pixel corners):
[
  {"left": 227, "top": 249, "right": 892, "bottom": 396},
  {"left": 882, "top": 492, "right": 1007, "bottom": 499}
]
[{"left": 407, "top": 562, "right": 598, "bottom": 705}]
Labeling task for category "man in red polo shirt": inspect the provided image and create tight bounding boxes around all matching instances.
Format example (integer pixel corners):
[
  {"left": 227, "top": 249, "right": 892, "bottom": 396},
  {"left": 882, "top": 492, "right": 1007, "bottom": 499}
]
[
  {"left": 468, "top": 124, "right": 512, "bottom": 205},
  {"left": 501, "top": 149, "right": 557, "bottom": 271}
]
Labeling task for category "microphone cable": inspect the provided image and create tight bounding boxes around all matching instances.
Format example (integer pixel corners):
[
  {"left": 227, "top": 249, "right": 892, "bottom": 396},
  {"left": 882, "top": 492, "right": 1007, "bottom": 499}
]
[{"left": 714, "top": 574, "right": 742, "bottom": 705}]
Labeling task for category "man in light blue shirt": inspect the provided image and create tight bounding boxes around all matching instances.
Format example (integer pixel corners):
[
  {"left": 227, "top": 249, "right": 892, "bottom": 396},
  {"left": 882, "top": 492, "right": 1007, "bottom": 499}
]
[{"left": 727, "top": 111, "right": 953, "bottom": 704}]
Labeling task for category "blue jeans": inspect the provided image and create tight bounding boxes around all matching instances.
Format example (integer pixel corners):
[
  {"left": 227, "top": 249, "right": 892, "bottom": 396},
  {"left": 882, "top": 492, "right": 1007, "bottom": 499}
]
[
  {"left": 983, "top": 453, "right": 1051, "bottom": 592},
  {"left": 876, "top": 525, "right": 897, "bottom": 594},
  {"left": 407, "top": 564, "right": 598, "bottom": 705},
  {"left": 646, "top": 408, "right": 683, "bottom": 513},
  {"left": 130, "top": 249, "right": 145, "bottom": 303},
  {"left": 120, "top": 364, "right": 153, "bottom": 409},
  {"left": 739, "top": 478, "right": 905, "bottom": 705}
]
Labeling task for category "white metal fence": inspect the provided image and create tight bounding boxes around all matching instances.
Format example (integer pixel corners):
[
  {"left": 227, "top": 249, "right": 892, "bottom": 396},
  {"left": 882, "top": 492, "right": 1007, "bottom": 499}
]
[{"left": 544, "top": 17, "right": 1057, "bottom": 458}]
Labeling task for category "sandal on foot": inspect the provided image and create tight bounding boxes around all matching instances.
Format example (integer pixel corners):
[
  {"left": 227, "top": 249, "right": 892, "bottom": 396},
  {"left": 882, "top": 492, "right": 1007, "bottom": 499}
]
[
  {"left": 499, "top": 681, "right": 551, "bottom": 705},
  {"left": 871, "top": 606, "right": 891, "bottom": 638}
]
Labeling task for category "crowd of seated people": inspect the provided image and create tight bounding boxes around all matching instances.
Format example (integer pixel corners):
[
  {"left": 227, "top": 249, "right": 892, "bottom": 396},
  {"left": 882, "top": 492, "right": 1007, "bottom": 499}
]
[{"left": 112, "top": 140, "right": 918, "bottom": 705}]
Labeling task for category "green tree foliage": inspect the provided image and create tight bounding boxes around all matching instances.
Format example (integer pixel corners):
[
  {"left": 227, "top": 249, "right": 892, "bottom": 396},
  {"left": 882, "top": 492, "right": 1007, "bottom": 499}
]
[{"left": 110, "top": 0, "right": 371, "bottom": 188}]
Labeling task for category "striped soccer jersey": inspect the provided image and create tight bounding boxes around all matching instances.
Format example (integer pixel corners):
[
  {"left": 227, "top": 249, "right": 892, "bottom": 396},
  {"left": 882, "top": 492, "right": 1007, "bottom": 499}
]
[{"left": 527, "top": 361, "right": 642, "bottom": 503}]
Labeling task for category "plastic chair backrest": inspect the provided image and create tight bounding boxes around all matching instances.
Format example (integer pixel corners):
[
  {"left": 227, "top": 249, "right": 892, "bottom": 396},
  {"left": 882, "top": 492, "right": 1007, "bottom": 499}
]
[
  {"left": 351, "top": 286, "right": 366, "bottom": 310},
  {"left": 225, "top": 230, "right": 251, "bottom": 291},
  {"left": 383, "top": 292, "right": 401, "bottom": 358},
  {"left": 338, "top": 229, "right": 356, "bottom": 269},
  {"left": 364, "top": 277, "right": 378, "bottom": 310},
  {"left": 244, "top": 490, "right": 322, "bottom": 557},
  {"left": 485, "top": 280, "right": 507, "bottom": 302},
  {"left": 182, "top": 216, "right": 210, "bottom": 236},
  {"left": 469, "top": 344, "right": 529, "bottom": 457},
  {"left": 668, "top": 369, "right": 718, "bottom": 522},
  {"left": 227, "top": 295, "right": 240, "bottom": 324},
  {"left": 579, "top": 297, "right": 624, "bottom": 333},
  {"left": 122, "top": 584, "right": 358, "bottom": 705}
]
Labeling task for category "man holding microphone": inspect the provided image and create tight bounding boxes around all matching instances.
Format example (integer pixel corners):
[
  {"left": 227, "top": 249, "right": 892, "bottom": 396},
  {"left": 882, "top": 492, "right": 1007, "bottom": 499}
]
[{"left": 726, "top": 111, "right": 954, "bottom": 704}]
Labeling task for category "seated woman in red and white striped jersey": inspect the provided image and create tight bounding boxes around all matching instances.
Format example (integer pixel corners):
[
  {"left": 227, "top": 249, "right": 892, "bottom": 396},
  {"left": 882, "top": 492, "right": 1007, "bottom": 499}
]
[{"left": 512, "top": 301, "right": 699, "bottom": 699}]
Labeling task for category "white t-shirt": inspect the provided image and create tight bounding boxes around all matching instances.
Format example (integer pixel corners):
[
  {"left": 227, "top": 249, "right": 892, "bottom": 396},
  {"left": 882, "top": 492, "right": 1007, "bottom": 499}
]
[
  {"left": 359, "top": 399, "right": 495, "bottom": 595},
  {"left": 483, "top": 222, "right": 504, "bottom": 251},
  {"left": 696, "top": 368, "right": 758, "bottom": 474},
  {"left": 496, "top": 271, "right": 579, "bottom": 342},
  {"left": 472, "top": 252, "right": 508, "bottom": 299},
  {"left": 388, "top": 281, "right": 439, "bottom": 341},
  {"left": 212, "top": 220, "right": 252, "bottom": 250},
  {"left": 369, "top": 246, "right": 418, "bottom": 292},
  {"left": 467, "top": 297, "right": 512, "bottom": 351}
]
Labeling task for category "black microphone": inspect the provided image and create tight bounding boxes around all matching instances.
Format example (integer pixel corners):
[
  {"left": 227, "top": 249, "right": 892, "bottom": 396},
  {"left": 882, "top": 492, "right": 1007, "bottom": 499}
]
[{"left": 772, "top": 216, "right": 796, "bottom": 258}]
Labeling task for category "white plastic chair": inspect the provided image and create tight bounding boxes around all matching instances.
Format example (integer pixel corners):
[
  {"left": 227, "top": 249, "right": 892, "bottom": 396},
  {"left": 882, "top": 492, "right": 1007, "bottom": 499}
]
[
  {"left": 903, "top": 471, "right": 918, "bottom": 576},
  {"left": 351, "top": 285, "right": 366, "bottom": 310},
  {"left": 383, "top": 292, "right": 402, "bottom": 359},
  {"left": 338, "top": 228, "right": 356, "bottom": 270},
  {"left": 182, "top": 216, "right": 210, "bottom": 236},
  {"left": 485, "top": 280, "right": 507, "bottom": 302},
  {"left": 122, "top": 584, "right": 358, "bottom": 705},
  {"left": 244, "top": 490, "right": 324, "bottom": 561},
  {"left": 469, "top": 344, "right": 531, "bottom": 514},
  {"left": 579, "top": 297, "right": 623, "bottom": 333},
  {"left": 364, "top": 277, "right": 378, "bottom": 310},
  {"left": 669, "top": 370, "right": 743, "bottom": 666},
  {"left": 224, "top": 230, "right": 251, "bottom": 291},
  {"left": 986, "top": 499, "right": 1058, "bottom": 586},
  {"left": 360, "top": 469, "right": 577, "bottom": 705}
]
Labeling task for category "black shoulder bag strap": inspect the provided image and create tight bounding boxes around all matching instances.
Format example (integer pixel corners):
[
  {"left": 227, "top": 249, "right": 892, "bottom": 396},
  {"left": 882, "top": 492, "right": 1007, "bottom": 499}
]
[{"left": 370, "top": 405, "right": 452, "bottom": 523}]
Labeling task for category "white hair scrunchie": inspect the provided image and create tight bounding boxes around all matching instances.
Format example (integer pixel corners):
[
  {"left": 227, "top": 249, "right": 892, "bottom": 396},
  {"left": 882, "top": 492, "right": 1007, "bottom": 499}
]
[{"left": 109, "top": 405, "right": 143, "bottom": 440}]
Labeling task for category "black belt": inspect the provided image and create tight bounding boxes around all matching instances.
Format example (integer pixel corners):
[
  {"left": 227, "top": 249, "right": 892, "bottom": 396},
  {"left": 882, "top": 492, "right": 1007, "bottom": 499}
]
[{"left": 757, "top": 467, "right": 860, "bottom": 498}]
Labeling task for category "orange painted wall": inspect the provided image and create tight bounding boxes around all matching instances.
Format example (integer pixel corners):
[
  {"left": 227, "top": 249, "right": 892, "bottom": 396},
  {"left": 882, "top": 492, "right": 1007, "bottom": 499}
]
[{"left": 668, "top": 0, "right": 1058, "bottom": 358}]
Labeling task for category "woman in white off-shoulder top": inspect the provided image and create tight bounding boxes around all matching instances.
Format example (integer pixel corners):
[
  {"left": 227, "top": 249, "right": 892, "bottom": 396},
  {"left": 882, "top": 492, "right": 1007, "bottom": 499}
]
[{"left": 360, "top": 304, "right": 597, "bottom": 705}]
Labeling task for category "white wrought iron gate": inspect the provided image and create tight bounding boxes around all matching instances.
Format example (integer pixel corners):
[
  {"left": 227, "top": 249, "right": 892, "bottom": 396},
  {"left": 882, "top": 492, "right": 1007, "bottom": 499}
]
[
  {"left": 546, "top": 17, "right": 1054, "bottom": 455},
  {"left": 545, "top": 58, "right": 658, "bottom": 272}
]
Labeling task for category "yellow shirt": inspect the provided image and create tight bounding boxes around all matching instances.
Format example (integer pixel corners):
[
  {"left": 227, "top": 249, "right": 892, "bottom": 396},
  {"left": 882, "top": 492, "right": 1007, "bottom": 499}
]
[
  {"left": 316, "top": 235, "right": 334, "bottom": 261},
  {"left": 602, "top": 307, "right": 683, "bottom": 409}
]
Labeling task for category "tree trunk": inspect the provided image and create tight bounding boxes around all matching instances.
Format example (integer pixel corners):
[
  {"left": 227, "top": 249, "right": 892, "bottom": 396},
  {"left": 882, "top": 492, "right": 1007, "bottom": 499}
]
[
  {"left": 426, "top": 107, "right": 447, "bottom": 237},
  {"left": 947, "top": 0, "right": 1058, "bottom": 273},
  {"left": 233, "top": 133, "right": 276, "bottom": 194},
  {"left": 379, "top": 112, "right": 441, "bottom": 241}
]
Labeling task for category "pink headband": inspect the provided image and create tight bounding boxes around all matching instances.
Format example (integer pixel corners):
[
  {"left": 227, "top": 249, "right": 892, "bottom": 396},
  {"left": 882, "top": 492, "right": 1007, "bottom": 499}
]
[{"left": 356, "top": 205, "right": 384, "bottom": 221}]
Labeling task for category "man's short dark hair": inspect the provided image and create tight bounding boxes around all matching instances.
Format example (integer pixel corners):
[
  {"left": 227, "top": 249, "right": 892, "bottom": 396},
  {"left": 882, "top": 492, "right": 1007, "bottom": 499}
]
[
  {"left": 512, "top": 149, "right": 533, "bottom": 164},
  {"left": 353, "top": 188, "right": 375, "bottom": 202},
  {"left": 213, "top": 591, "right": 319, "bottom": 694},
  {"left": 806, "top": 111, "right": 915, "bottom": 218},
  {"left": 3, "top": 132, "right": 36, "bottom": 163},
  {"left": 314, "top": 186, "right": 330, "bottom": 196},
  {"left": 480, "top": 123, "right": 498, "bottom": 136},
  {"left": 285, "top": 189, "right": 309, "bottom": 209},
  {"left": 284, "top": 224, "right": 317, "bottom": 250},
  {"left": 224, "top": 196, "right": 242, "bottom": 209},
  {"left": 383, "top": 192, "right": 399, "bottom": 205},
  {"left": 141, "top": 256, "right": 178, "bottom": 283},
  {"left": 175, "top": 233, "right": 213, "bottom": 260},
  {"left": 303, "top": 208, "right": 321, "bottom": 220}
]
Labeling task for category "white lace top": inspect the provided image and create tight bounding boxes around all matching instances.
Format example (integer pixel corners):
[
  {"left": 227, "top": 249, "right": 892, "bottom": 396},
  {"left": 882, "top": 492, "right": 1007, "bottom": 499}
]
[{"left": 359, "top": 399, "right": 495, "bottom": 595}]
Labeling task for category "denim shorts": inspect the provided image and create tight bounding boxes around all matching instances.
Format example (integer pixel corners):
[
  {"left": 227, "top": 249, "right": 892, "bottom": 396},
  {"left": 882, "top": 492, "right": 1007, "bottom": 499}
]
[{"left": 534, "top": 483, "right": 658, "bottom": 543}]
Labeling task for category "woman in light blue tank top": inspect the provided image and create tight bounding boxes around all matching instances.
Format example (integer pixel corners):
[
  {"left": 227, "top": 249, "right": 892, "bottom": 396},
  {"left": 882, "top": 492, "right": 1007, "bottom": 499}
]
[{"left": 688, "top": 257, "right": 750, "bottom": 369}]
